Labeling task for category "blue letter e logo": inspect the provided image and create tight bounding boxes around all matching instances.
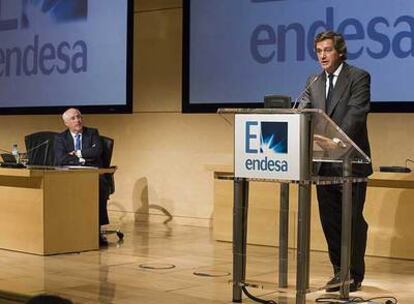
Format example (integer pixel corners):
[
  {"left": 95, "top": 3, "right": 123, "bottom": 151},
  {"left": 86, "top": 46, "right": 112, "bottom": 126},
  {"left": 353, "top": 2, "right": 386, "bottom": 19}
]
[
  {"left": 0, "top": 0, "right": 18, "bottom": 32},
  {"left": 245, "top": 121, "right": 258, "bottom": 153}
]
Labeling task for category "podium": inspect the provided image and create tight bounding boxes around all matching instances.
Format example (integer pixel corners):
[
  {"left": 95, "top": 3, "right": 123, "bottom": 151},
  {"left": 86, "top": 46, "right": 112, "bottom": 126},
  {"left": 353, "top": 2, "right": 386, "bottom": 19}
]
[{"left": 218, "top": 108, "right": 371, "bottom": 304}]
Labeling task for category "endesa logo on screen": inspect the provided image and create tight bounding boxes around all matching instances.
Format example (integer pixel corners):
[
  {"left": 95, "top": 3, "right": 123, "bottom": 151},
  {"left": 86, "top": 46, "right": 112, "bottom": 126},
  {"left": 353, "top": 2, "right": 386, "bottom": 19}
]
[
  {"left": 250, "top": 4, "right": 414, "bottom": 63},
  {"left": 234, "top": 114, "right": 302, "bottom": 180},
  {"left": 0, "top": 0, "right": 88, "bottom": 78},
  {"left": 21, "top": 0, "right": 87, "bottom": 27}
]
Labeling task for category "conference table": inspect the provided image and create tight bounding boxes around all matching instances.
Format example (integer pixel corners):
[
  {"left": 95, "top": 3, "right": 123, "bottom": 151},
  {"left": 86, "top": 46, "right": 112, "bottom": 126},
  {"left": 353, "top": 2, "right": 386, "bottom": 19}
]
[{"left": 0, "top": 166, "right": 113, "bottom": 255}]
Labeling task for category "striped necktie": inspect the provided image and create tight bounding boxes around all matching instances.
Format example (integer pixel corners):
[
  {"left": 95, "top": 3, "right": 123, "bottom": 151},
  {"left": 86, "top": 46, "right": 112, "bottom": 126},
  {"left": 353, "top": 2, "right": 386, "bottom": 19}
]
[{"left": 75, "top": 134, "right": 81, "bottom": 150}]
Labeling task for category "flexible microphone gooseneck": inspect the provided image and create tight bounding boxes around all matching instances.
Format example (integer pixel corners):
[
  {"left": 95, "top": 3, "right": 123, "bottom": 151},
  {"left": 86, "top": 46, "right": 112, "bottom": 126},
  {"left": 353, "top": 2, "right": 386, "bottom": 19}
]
[
  {"left": 26, "top": 140, "right": 50, "bottom": 166},
  {"left": 0, "top": 148, "right": 12, "bottom": 154},
  {"left": 26, "top": 140, "right": 49, "bottom": 153},
  {"left": 292, "top": 75, "right": 320, "bottom": 110}
]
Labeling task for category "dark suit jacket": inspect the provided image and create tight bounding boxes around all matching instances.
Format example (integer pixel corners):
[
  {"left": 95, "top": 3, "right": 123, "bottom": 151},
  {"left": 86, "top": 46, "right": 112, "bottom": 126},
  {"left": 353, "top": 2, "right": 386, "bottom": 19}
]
[
  {"left": 302, "top": 62, "right": 373, "bottom": 177},
  {"left": 54, "top": 127, "right": 104, "bottom": 167}
]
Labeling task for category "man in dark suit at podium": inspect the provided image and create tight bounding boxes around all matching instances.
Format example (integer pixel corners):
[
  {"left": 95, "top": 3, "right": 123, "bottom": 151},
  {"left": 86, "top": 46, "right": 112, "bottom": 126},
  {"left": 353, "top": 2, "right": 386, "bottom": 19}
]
[
  {"left": 301, "top": 31, "right": 373, "bottom": 292},
  {"left": 54, "top": 108, "right": 110, "bottom": 246}
]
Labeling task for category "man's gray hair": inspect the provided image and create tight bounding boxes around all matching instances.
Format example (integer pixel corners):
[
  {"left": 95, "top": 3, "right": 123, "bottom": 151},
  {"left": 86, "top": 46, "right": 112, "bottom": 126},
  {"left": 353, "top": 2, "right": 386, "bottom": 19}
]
[{"left": 62, "top": 108, "right": 81, "bottom": 121}]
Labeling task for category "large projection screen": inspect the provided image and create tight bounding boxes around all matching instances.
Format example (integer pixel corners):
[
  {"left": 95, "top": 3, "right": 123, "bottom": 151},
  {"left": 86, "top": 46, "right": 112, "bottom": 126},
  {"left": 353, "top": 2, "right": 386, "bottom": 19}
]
[
  {"left": 0, "top": 0, "right": 133, "bottom": 115},
  {"left": 183, "top": 0, "right": 414, "bottom": 113}
]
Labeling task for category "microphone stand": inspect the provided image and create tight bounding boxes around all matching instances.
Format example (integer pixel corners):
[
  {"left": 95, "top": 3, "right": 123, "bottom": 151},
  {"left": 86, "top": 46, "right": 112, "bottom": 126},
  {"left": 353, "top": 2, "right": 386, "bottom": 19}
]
[
  {"left": 0, "top": 148, "right": 12, "bottom": 154},
  {"left": 292, "top": 75, "right": 320, "bottom": 110},
  {"left": 26, "top": 140, "right": 50, "bottom": 166},
  {"left": 26, "top": 140, "right": 49, "bottom": 153}
]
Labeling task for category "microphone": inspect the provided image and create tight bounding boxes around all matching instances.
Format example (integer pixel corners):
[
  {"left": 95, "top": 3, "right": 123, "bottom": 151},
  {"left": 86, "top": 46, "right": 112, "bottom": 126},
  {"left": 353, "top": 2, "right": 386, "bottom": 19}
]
[
  {"left": 26, "top": 140, "right": 50, "bottom": 166},
  {"left": 292, "top": 75, "right": 320, "bottom": 110},
  {"left": 26, "top": 140, "right": 49, "bottom": 153},
  {"left": 0, "top": 148, "right": 12, "bottom": 154}
]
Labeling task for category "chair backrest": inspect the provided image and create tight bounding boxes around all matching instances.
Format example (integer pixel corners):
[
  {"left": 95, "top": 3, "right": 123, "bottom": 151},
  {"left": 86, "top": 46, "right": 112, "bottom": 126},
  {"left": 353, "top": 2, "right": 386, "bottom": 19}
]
[
  {"left": 25, "top": 131, "right": 58, "bottom": 166},
  {"left": 100, "top": 135, "right": 115, "bottom": 195}
]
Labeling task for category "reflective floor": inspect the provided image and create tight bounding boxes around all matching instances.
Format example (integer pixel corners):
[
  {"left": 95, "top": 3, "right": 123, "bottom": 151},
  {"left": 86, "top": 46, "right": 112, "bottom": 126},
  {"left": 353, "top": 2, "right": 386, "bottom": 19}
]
[{"left": 0, "top": 220, "right": 412, "bottom": 303}]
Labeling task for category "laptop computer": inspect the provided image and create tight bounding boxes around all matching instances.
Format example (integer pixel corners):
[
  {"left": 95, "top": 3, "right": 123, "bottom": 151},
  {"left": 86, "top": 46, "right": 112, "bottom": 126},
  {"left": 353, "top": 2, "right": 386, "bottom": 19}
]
[{"left": 0, "top": 153, "right": 25, "bottom": 168}]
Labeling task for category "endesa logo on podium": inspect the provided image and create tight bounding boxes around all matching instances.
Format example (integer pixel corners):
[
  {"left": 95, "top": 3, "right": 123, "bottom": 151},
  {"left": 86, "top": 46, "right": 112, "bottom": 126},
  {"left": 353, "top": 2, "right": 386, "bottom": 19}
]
[{"left": 235, "top": 114, "right": 301, "bottom": 180}]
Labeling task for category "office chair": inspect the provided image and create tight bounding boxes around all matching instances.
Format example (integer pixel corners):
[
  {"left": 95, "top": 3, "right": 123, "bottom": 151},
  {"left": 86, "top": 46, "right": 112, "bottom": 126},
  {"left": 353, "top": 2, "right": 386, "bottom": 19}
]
[
  {"left": 24, "top": 131, "right": 58, "bottom": 166},
  {"left": 100, "top": 135, "right": 124, "bottom": 241}
]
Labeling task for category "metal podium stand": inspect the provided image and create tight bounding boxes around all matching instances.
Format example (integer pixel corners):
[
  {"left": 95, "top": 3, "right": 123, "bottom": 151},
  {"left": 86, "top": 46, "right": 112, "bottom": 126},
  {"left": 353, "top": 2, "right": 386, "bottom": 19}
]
[{"left": 218, "top": 108, "right": 371, "bottom": 304}]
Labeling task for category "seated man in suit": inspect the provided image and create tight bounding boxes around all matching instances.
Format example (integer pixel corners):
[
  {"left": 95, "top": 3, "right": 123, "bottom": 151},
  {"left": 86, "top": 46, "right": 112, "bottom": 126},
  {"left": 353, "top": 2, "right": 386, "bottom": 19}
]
[{"left": 54, "top": 108, "right": 110, "bottom": 246}]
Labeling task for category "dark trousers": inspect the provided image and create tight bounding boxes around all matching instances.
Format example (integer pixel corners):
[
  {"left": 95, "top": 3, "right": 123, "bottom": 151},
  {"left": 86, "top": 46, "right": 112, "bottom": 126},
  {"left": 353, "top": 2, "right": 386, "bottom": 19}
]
[
  {"left": 99, "top": 176, "right": 110, "bottom": 226},
  {"left": 316, "top": 181, "right": 368, "bottom": 283}
]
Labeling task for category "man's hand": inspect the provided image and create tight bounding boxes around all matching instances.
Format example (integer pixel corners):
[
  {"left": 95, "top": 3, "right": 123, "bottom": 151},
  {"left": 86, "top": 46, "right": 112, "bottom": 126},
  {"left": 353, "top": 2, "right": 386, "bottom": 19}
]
[{"left": 314, "top": 134, "right": 346, "bottom": 150}]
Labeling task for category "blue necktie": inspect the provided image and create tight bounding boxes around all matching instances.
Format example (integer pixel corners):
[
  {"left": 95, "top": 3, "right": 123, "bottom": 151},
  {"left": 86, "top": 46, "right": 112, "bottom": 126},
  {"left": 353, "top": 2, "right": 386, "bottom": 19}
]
[{"left": 75, "top": 134, "right": 81, "bottom": 150}]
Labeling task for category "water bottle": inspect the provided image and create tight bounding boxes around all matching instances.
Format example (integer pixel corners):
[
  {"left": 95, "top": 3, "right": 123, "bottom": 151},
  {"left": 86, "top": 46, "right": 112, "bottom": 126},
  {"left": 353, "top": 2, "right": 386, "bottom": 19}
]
[{"left": 12, "top": 144, "right": 20, "bottom": 163}]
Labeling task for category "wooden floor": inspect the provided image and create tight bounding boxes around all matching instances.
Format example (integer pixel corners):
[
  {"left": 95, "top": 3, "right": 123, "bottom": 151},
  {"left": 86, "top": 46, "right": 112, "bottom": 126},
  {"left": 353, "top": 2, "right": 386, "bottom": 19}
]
[{"left": 0, "top": 220, "right": 412, "bottom": 303}]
